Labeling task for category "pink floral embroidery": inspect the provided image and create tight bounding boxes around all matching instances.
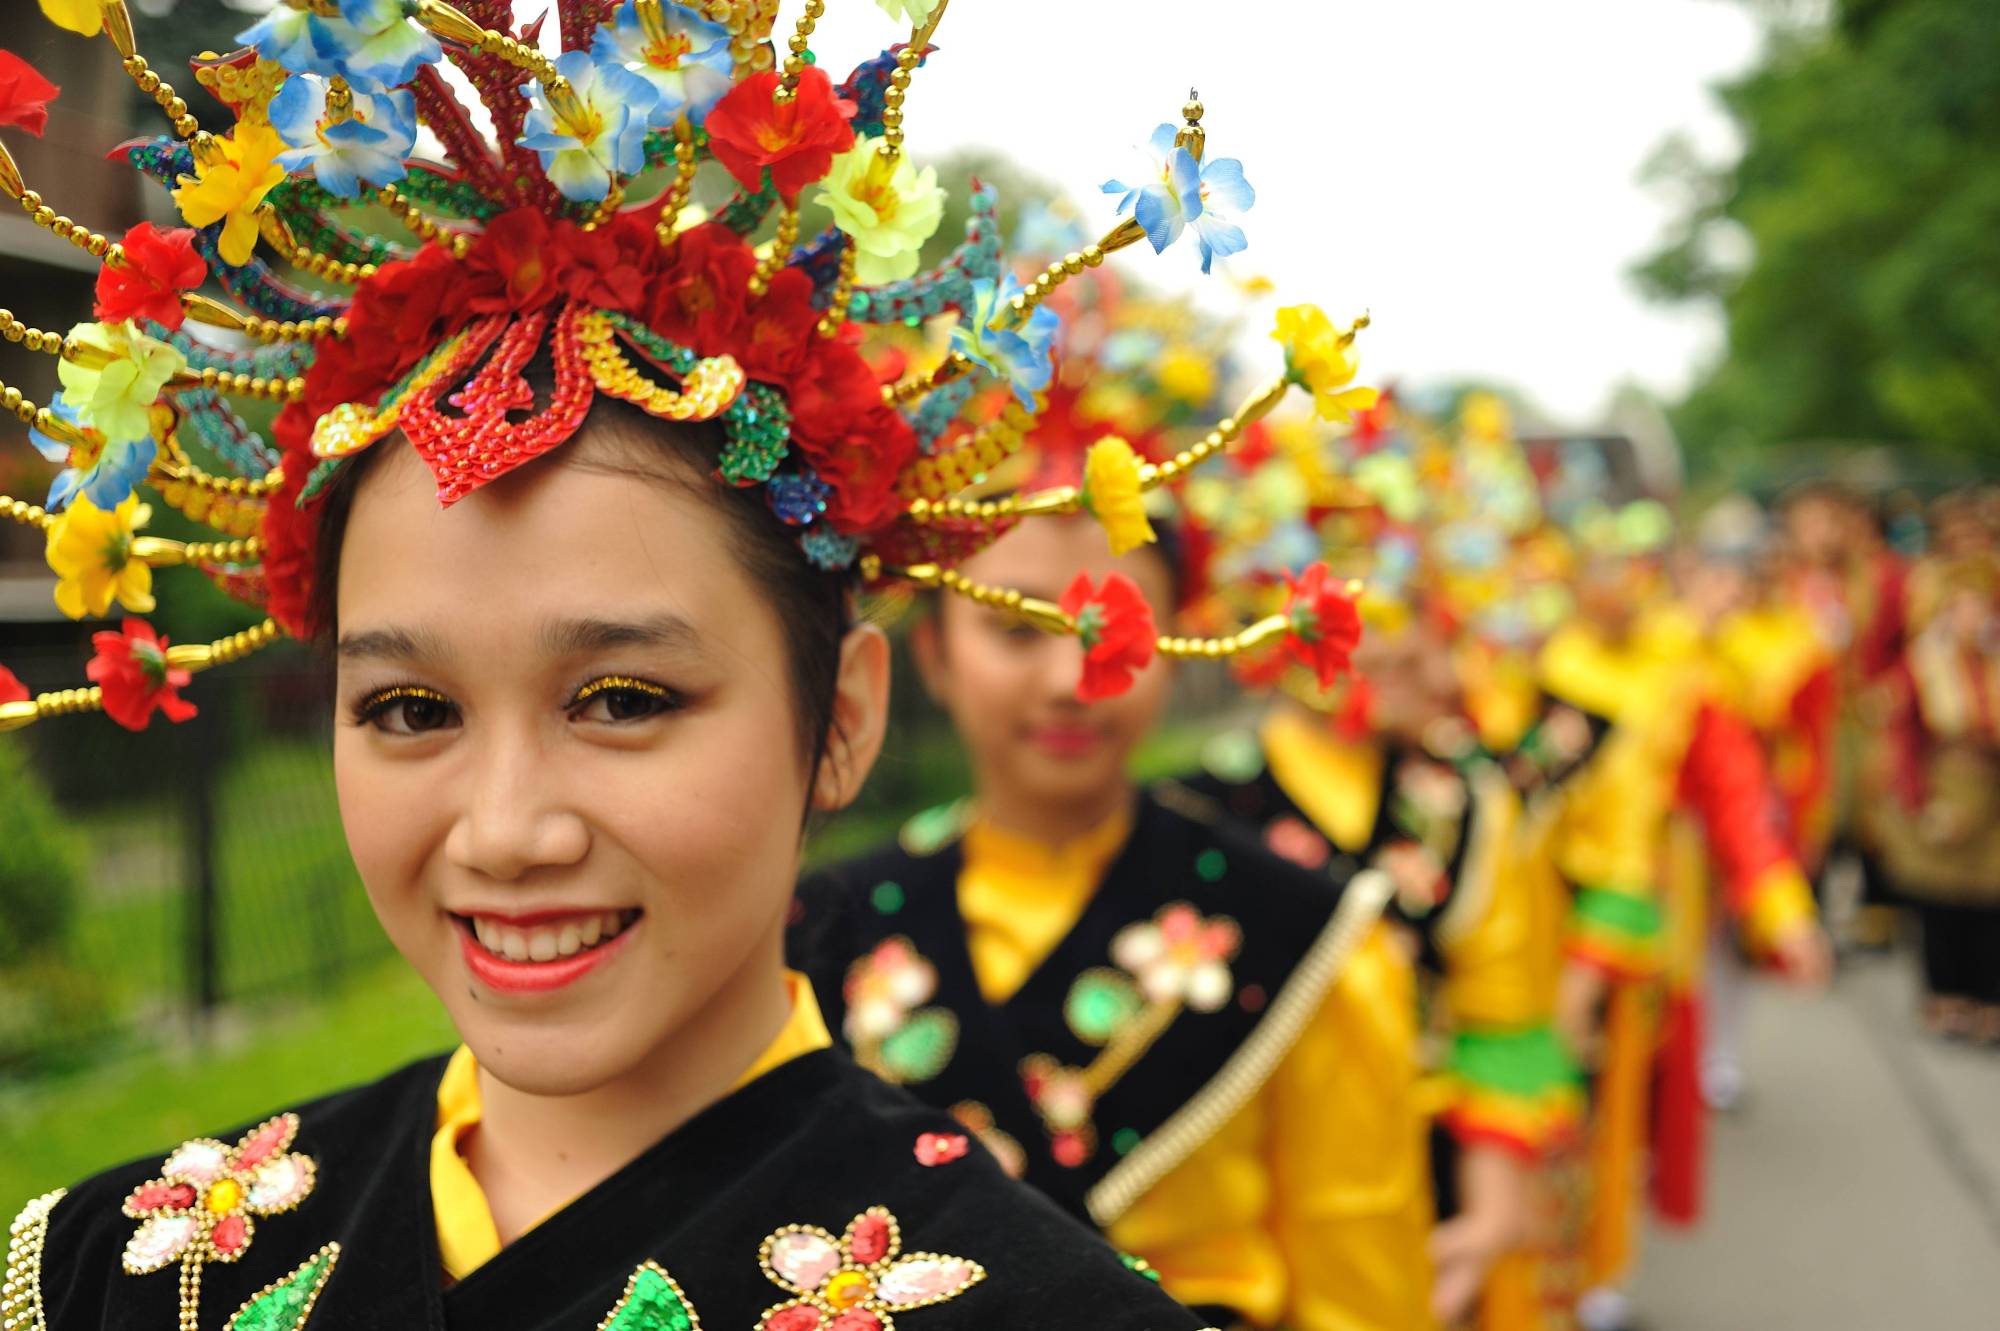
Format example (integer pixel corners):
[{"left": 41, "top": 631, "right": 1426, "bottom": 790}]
[
  {"left": 1109, "top": 902, "right": 1241, "bottom": 1012},
  {"left": 842, "top": 938, "right": 938, "bottom": 1043},
  {"left": 757, "top": 1207, "right": 985, "bottom": 1330},
  {"left": 912, "top": 1133, "right": 968, "bottom": 1167},
  {"left": 120, "top": 1113, "right": 316, "bottom": 1275}
]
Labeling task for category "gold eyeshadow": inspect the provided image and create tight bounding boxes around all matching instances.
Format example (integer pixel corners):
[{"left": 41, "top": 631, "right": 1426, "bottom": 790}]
[
  {"left": 359, "top": 685, "right": 450, "bottom": 710},
  {"left": 571, "top": 676, "right": 671, "bottom": 704}
]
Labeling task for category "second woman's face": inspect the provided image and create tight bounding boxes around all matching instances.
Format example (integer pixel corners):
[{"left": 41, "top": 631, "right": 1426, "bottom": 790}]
[
  {"left": 332, "top": 441, "right": 815, "bottom": 1097},
  {"left": 916, "top": 516, "right": 1177, "bottom": 813}
]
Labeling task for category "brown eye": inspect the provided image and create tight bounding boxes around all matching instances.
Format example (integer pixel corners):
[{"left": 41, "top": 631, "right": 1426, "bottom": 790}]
[
  {"left": 570, "top": 677, "right": 680, "bottom": 724},
  {"left": 355, "top": 686, "right": 460, "bottom": 736}
]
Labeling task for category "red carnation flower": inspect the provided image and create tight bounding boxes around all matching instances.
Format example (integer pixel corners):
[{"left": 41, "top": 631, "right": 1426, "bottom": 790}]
[
  {"left": 461, "top": 208, "right": 560, "bottom": 314},
  {"left": 1058, "top": 571, "right": 1158, "bottom": 702},
  {"left": 735, "top": 267, "right": 819, "bottom": 381},
  {"left": 258, "top": 405, "right": 321, "bottom": 640},
  {"left": 644, "top": 221, "right": 758, "bottom": 356},
  {"left": 556, "top": 215, "right": 661, "bottom": 313},
  {"left": 705, "top": 67, "right": 857, "bottom": 203},
  {"left": 1280, "top": 561, "right": 1362, "bottom": 689},
  {"left": 0, "top": 51, "right": 58, "bottom": 137},
  {"left": 88, "top": 618, "right": 197, "bottom": 731},
  {"left": 95, "top": 223, "right": 206, "bottom": 331},
  {"left": 0, "top": 664, "right": 27, "bottom": 706}
]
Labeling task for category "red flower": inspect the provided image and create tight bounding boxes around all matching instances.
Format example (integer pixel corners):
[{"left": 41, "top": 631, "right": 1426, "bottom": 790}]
[
  {"left": 258, "top": 405, "right": 320, "bottom": 640},
  {"left": 0, "top": 51, "right": 58, "bottom": 137},
  {"left": 87, "top": 618, "right": 197, "bottom": 731},
  {"left": 555, "top": 214, "right": 661, "bottom": 312},
  {"left": 704, "top": 67, "right": 856, "bottom": 203},
  {"left": 0, "top": 664, "right": 27, "bottom": 705},
  {"left": 461, "top": 208, "right": 560, "bottom": 314},
  {"left": 1058, "top": 571, "right": 1158, "bottom": 702},
  {"left": 735, "top": 267, "right": 819, "bottom": 381},
  {"left": 644, "top": 221, "right": 758, "bottom": 356},
  {"left": 914, "top": 1132, "right": 969, "bottom": 1167},
  {"left": 1280, "top": 561, "right": 1362, "bottom": 689},
  {"left": 785, "top": 338, "right": 914, "bottom": 533},
  {"left": 94, "top": 224, "right": 206, "bottom": 331}
]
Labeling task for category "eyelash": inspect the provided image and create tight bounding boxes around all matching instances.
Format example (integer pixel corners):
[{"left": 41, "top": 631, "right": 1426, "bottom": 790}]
[{"left": 347, "top": 677, "right": 683, "bottom": 732}]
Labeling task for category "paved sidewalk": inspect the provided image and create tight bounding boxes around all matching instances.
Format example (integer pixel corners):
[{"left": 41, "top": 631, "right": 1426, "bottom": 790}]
[{"left": 1631, "top": 951, "right": 2000, "bottom": 1329}]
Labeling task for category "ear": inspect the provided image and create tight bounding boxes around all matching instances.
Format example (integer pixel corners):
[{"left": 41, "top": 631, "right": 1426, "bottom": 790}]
[{"left": 813, "top": 622, "right": 893, "bottom": 813}]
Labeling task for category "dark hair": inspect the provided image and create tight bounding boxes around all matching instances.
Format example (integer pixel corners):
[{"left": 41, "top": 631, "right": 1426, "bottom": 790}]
[{"left": 308, "top": 402, "right": 857, "bottom": 779}]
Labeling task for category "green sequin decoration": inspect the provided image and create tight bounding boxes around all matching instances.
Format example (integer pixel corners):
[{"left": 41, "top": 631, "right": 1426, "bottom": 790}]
[
  {"left": 297, "top": 456, "right": 347, "bottom": 504},
  {"left": 1112, "top": 1128, "right": 1142, "bottom": 1156},
  {"left": 598, "top": 313, "right": 792, "bottom": 485},
  {"left": 880, "top": 1008, "right": 958, "bottom": 1083},
  {"left": 393, "top": 168, "right": 504, "bottom": 221},
  {"left": 871, "top": 881, "right": 906, "bottom": 915},
  {"left": 1064, "top": 969, "right": 1142, "bottom": 1045},
  {"left": 1195, "top": 848, "right": 1228, "bottom": 882},
  {"left": 600, "top": 1263, "right": 696, "bottom": 1331},
  {"left": 719, "top": 181, "right": 780, "bottom": 235},
  {"left": 1118, "top": 1252, "right": 1163, "bottom": 1282},
  {"left": 224, "top": 1245, "right": 339, "bottom": 1331}
]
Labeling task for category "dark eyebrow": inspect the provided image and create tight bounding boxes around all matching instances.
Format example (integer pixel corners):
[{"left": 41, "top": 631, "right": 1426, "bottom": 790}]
[
  {"left": 537, "top": 614, "right": 703, "bottom": 659},
  {"left": 335, "top": 625, "right": 452, "bottom": 664}
]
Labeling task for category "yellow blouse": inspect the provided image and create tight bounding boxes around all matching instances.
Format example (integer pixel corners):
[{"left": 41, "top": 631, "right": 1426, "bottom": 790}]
[
  {"left": 430, "top": 971, "right": 832, "bottom": 1281},
  {"left": 957, "top": 804, "right": 1434, "bottom": 1331}
]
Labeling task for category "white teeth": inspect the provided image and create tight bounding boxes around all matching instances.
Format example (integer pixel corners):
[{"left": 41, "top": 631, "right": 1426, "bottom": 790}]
[{"left": 466, "top": 912, "right": 636, "bottom": 963}]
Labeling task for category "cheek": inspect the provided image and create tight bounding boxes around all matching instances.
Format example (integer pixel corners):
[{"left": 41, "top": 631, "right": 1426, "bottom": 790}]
[{"left": 333, "top": 729, "right": 441, "bottom": 902}]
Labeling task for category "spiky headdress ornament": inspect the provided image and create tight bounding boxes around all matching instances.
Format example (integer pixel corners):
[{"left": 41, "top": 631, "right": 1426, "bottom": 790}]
[{"left": 0, "top": 0, "right": 1375, "bottom": 732}]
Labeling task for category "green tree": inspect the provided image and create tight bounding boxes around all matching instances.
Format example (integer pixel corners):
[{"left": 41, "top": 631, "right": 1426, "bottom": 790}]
[{"left": 1636, "top": 0, "right": 2000, "bottom": 481}]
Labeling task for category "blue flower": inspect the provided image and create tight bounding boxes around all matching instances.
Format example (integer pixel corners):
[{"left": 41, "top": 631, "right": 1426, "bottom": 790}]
[
  {"left": 1102, "top": 123, "right": 1255, "bottom": 274},
  {"left": 305, "top": 0, "right": 445, "bottom": 93},
  {"left": 520, "top": 49, "right": 659, "bottom": 203},
  {"left": 593, "top": 0, "right": 735, "bottom": 128},
  {"left": 270, "top": 76, "right": 416, "bottom": 198},
  {"left": 31, "top": 392, "right": 154, "bottom": 514},
  {"left": 237, "top": 6, "right": 323, "bottom": 73},
  {"left": 950, "top": 276, "right": 1058, "bottom": 410}
]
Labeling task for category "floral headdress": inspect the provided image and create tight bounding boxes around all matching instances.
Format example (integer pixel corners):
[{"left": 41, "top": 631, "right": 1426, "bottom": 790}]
[{"left": 0, "top": 0, "right": 1376, "bottom": 732}]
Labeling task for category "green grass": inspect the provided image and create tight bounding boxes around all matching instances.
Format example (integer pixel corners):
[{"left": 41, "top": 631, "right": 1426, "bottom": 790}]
[{"left": 0, "top": 959, "right": 454, "bottom": 1205}]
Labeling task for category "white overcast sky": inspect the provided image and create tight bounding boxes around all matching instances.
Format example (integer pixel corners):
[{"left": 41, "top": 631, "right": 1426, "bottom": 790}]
[
  {"left": 403, "top": 0, "right": 1763, "bottom": 424},
  {"left": 795, "top": 0, "right": 1766, "bottom": 425}
]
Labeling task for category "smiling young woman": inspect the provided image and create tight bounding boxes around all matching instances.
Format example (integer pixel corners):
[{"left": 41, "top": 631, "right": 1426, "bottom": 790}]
[{"left": 0, "top": 1, "right": 1305, "bottom": 1326}]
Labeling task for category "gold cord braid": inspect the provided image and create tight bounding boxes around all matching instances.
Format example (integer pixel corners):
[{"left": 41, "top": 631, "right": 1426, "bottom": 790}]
[
  {"left": 149, "top": 467, "right": 267, "bottom": 540},
  {"left": 896, "top": 397, "right": 1038, "bottom": 501}
]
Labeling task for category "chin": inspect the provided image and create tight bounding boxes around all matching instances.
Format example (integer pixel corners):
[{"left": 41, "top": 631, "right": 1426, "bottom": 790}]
[{"left": 462, "top": 1020, "right": 646, "bottom": 1098}]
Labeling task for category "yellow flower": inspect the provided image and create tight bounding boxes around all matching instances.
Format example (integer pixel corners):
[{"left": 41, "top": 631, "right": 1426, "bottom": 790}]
[
  {"left": 39, "top": 0, "right": 110, "bottom": 36},
  {"left": 1156, "top": 346, "right": 1215, "bottom": 407},
  {"left": 173, "top": 122, "right": 288, "bottom": 267},
  {"left": 874, "top": 0, "right": 942, "bottom": 24},
  {"left": 815, "top": 136, "right": 945, "bottom": 285},
  {"left": 1082, "top": 436, "right": 1156, "bottom": 556},
  {"left": 1272, "top": 303, "right": 1380, "bottom": 424},
  {"left": 55, "top": 321, "right": 186, "bottom": 445},
  {"left": 46, "top": 493, "right": 155, "bottom": 620},
  {"left": 1461, "top": 391, "right": 1511, "bottom": 443}
]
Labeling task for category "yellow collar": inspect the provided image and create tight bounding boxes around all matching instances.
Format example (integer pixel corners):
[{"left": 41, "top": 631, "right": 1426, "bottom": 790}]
[
  {"left": 956, "top": 800, "right": 1135, "bottom": 1004},
  {"left": 430, "top": 971, "right": 831, "bottom": 1281},
  {"left": 1258, "top": 708, "right": 1383, "bottom": 852}
]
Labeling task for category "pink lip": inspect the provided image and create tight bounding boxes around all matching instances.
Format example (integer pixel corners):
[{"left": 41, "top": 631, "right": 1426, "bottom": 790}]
[
  {"left": 1026, "top": 724, "right": 1103, "bottom": 758},
  {"left": 453, "top": 915, "right": 636, "bottom": 995}
]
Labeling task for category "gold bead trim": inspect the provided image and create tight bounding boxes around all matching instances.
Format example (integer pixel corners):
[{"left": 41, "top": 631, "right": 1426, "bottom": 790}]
[
  {"left": 122, "top": 54, "right": 201, "bottom": 139},
  {"left": 748, "top": 206, "right": 798, "bottom": 296},
  {"left": 0, "top": 493, "right": 52, "bottom": 532},
  {"left": 774, "top": 0, "right": 826, "bottom": 100},
  {"left": 999, "top": 217, "right": 1146, "bottom": 330},
  {"left": 376, "top": 185, "right": 471, "bottom": 257},
  {"left": 258, "top": 211, "right": 377, "bottom": 285},
  {"left": 158, "top": 442, "right": 287, "bottom": 499},
  {"left": 2, "top": 1189, "right": 65, "bottom": 1331}
]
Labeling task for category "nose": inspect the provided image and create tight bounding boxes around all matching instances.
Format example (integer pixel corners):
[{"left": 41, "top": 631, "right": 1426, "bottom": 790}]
[
  {"left": 443, "top": 727, "right": 590, "bottom": 881},
  {"left": 1035, "top": 633, "right": 1091, "bottom": 704}
]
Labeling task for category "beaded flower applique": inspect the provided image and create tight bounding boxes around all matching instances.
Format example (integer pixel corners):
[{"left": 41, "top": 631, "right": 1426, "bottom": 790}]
[
  {"left": 842, "top": 937, "right": 959, "bottom": 1086},
  {"left": 118, "top": 1112, "right": 334, "bottom": 1329},
  {"left": 1024, "top": 902, "right": 1242, "bottom": 1167},
  {"left": 756, "top": 1206, "right": 985, "bottom": 1331}
]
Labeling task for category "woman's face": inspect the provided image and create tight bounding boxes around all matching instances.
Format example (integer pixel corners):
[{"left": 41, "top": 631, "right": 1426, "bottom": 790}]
[
  {"left": 913, "top": 515, "right": 1176, "bottom": 814},
  {"left": 333, "top": 440, "right": 836, "bottom": 1096}
]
